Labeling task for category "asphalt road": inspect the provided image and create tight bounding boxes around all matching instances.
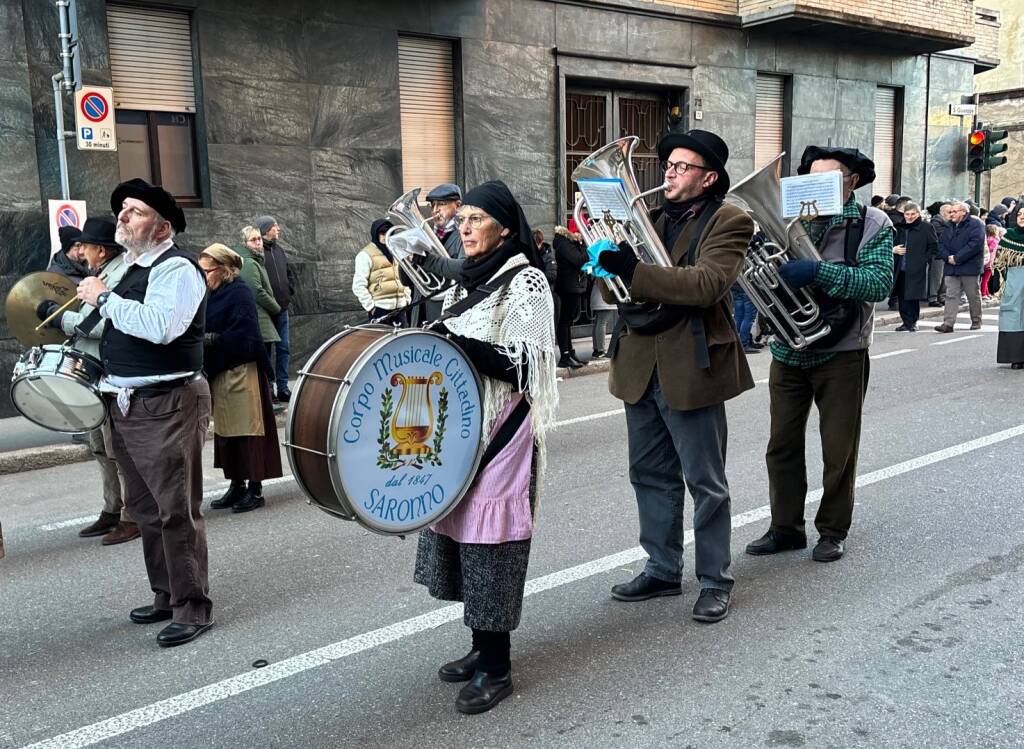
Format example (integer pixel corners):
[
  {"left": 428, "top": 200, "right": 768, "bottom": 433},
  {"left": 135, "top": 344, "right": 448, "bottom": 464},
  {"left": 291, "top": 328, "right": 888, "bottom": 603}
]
[{"left": 1, "top": 310, "right": 1022, "bottom": 749}]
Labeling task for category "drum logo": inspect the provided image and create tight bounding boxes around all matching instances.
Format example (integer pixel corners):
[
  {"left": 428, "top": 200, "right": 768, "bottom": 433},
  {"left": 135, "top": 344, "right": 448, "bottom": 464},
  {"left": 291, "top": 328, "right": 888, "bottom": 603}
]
[{"left": 377, "top": 372, "right": 448, "bottom": 469}]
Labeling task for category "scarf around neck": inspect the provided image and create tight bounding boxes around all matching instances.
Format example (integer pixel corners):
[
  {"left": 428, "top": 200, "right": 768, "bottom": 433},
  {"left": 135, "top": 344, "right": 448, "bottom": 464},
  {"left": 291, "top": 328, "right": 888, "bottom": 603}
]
[{"left": 458, "top": 236, "right": 521, "bottom": 291}]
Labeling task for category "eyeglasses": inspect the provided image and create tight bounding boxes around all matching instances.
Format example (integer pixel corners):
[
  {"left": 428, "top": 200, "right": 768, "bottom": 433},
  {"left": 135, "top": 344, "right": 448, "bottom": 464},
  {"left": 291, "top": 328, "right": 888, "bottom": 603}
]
[
  {"left": 201, "top": 266, "right": 220, "bottom": 275},
  {"left": 662, "top": 159, "right": 710, "bottom": 176},
  {"left": 453, "top": 214, "right": 491, "bottom": 229}
]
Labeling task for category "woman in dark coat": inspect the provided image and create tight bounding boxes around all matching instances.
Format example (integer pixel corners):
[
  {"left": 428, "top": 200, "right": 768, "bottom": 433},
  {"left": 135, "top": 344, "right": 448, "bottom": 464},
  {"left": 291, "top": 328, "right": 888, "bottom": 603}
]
[
  {"left": 552, "top": 221, "right": 588, "bottom": 368},
  {"left": 892, "top": 202, "right": 938, "bottom": 331},
  {"left": 199, "top": 244, "right": 283, "bottom": 513}
]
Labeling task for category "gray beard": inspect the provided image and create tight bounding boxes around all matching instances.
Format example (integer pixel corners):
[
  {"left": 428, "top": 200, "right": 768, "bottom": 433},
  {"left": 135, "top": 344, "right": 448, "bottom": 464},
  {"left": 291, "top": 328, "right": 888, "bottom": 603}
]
[{"left": 116, "top": 226, "right": 160, "bottom": 255}]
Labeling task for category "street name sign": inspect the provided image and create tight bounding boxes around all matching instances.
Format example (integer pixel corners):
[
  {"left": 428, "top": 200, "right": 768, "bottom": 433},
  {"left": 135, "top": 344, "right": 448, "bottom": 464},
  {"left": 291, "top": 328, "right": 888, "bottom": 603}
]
[
  {"left": 74, "top": 86, "right": 117, "bottom": 151},
  {"left": 949, "top": 103, "right": 977, "bottom": 117}
]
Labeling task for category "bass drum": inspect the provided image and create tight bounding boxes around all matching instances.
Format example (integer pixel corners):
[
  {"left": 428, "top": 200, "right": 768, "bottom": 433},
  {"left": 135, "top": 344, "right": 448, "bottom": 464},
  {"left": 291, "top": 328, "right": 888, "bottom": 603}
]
[
  {"left": 286, "top": 326, "right": 485, "bottom": 536},
  {"left": 10, "top": 345, "right": 105, "bottom": 433}
]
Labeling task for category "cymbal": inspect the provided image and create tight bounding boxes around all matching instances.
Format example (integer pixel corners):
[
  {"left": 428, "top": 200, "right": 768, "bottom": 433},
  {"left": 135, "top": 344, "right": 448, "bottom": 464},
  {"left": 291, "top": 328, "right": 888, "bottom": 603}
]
[{"left": 4, "top": 271, "right": 80, "bottom": 347}]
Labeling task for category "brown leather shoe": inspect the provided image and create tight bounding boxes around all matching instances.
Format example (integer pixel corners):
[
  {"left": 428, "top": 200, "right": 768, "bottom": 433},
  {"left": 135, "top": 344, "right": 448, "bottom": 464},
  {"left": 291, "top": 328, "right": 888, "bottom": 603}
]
[
  {"left": 102, "top": 521, "right": 141, "bottom": 545},
  {"left": 933, "top": 324, "right": 955, "bottom": 333},
  {"left": 79, "top": 512, "right": 120, "bottom": 538}
]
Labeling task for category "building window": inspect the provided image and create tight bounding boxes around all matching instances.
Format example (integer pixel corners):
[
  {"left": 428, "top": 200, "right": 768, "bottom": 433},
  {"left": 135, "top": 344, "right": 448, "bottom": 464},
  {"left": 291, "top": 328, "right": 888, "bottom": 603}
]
[
  {"left": 107, "top": 4, "right": 201, "bottom": 205},
  {"left": 397, "top": 36, "right": 456, "bottom": 196},
  {"left": 874, "top": 86, "right": 901, "bottom": 197},
  {"left": 754, "top": 74, "right": 788, "bottom": 173}
]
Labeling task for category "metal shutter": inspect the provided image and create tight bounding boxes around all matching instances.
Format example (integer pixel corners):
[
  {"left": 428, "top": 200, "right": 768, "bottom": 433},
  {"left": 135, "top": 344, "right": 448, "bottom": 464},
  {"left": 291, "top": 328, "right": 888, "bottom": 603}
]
[
  {"left": 874, "top": 87, "right": 897, "bottom": 196},
  {"left": 398, "top": 36, "right": 456, "bottom": 195},
  {"left": 107, "top": 5, "right": 196, "bottom": 113},
  {"left": 754, "top": 74, "right": 785, "bottom": 171}
]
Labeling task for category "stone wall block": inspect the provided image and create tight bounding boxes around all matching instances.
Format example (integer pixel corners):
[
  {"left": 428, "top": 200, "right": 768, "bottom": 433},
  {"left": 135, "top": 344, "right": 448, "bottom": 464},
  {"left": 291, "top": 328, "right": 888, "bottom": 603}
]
[
  {"left": 554, "top": 4, "right": 628, "bottom": 58},
  {"left": 303, "top": 0, "right": 430, "bottom": 30},
  {"left": 836, "top": 48, "right": 891, "bottom": 83},
  {"left": 304, "top": 21, "right": 399, "bottom": 89},
  {"left": 481, "top": 0, "right": 555, "bottom": 48},
  {"left": 691, "top": 25, "right": 751, "bottom": 68},
  {"left": 693, "top": 66, "right": 756, "bottom": 115},
  {"left": 462, "top": 95, "right": 553, "bottom": 156},
  {"left": 464, "top": 150, "right": 556, "bottom": 207},
  {"left": 791, "top": 75, "right": 837, "bottom": 121},
  {"left": 836, "top": 79, "right": 879, "bottom": 123},
  {"left": 203, "top": 77, "right": 312, "bottom": 147},
  {"left": 196, "top": 11, "right": 305, "bottom": 82},
  {"left": 461, "top": 40, "right": 552, "bottom": 100},
  {"left": 0, "top": 211, "right": 48, "bottom": 277},
  {"left": 0, "top": 1, "right": 27, "bottom": 64},
  {"left": 775, "top": 37, "right": 837, "bottom": 77},
  {"left": 311, "top": 85, "right": 401, "bottom": 150},
  {"left": 835, "top": 120, "right": 874, "bottom": 157},
  {"left": 315, "top": 258, "right": 363, "bottom": 314},
  {"left": 790, "top": 116, "right": 837, "bottom": 161},
  {"left": 0, "top": 61, "right": 35, "bottom": 140},
  {"left": 627, "top": 15, "right": 692, "bottom": 64}
]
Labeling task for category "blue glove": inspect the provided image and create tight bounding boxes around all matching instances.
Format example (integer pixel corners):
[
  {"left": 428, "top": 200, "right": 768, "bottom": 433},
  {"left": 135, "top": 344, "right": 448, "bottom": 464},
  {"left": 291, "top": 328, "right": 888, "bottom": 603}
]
[
  {"left": 777, "top": 259, "right": 820, "bottom": 290},
  {"left": 583, "top": 238, "right": 617, "bottom": 279}
]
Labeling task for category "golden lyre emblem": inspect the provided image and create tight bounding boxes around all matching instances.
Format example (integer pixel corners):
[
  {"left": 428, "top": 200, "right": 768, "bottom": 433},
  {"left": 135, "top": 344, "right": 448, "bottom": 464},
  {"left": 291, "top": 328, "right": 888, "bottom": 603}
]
[{"left": 389, "top": 371, "right": 443, "bottom": 455}]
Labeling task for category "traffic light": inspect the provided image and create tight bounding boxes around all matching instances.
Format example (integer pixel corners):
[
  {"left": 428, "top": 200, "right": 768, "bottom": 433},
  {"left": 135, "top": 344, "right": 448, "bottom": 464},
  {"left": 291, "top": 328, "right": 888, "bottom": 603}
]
[
  {"left": 985, "top": 128, "right": 1009, "bottom": 171},
  {"left": 968, "top": 129, "right": 986, "bottom": 173}
]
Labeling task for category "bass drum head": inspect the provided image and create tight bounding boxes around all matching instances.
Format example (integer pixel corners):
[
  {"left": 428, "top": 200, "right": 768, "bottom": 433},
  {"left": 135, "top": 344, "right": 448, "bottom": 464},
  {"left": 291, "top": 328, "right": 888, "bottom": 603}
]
[
  {"left": 327, "top": 329, "right": 485, "bottom": 535},
  {"left": 11, "top": 372, "right": 105, "bottom": 434}
]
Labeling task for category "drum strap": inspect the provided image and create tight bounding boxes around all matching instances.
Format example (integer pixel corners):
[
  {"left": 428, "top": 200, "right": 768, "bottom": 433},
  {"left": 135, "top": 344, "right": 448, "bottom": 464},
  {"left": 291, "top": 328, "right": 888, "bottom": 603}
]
[{"left": 475, "top": 395, "right": 531, "bottom": 477}]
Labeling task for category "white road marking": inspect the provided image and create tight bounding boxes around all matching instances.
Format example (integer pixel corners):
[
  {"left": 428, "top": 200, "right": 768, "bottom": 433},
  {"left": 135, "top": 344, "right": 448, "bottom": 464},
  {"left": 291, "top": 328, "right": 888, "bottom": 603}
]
[
  {"left": 870, "top": 348, "right": 915, "bottom": 360},
  {"left": 931, "top": 334, "right": 984, "bottom": 346},
  {"left": 22, "top": 422, "right": 1024, "bottom": 749},
  {"left": 755, "top": 377, "right": 769, "bottom": 384},
  {"left": 553, "top": 408, "right": 624, "bottom": 428}
]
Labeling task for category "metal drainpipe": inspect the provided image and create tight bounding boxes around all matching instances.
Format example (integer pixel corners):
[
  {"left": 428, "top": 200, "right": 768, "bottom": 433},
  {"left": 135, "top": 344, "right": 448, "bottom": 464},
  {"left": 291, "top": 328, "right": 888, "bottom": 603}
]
[
  {"left": 922, "top": 53, "right": 930, "bottom": 205},
  {"left": 52, "top": 73, "right": 70, "bottom": 200},
  {"left": 56, "top": 0, "right": 74, "bottom": 92}
]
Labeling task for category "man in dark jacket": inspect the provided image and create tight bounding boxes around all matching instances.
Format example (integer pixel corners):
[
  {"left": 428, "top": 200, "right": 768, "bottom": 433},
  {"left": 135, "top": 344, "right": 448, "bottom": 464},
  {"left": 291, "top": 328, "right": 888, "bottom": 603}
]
[
  {"left": 892, "top": 202, "right": 938, "bottom": 331},
  {"left": 47, "top": 225, "right": 89, "bottom": 283},
  {"left": 533, "top": 229, "right": 558, "bottom": 289},
  {"left": 256, "top": 215, "right": 294, "bottom": 401},
  {"left": 552, "top": 223, "right": 588, "bottom": 368},
  {"left": 926, "top": 201, "right": 951, "bottom": 306},
  {"left": 935, "top": 201, "right": 985, "bottom": 333}
]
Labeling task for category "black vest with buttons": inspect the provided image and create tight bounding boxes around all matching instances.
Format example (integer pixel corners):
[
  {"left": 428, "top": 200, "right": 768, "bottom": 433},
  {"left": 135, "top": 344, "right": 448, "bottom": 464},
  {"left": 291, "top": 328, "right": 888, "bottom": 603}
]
[{"left": 100, "top": 245, "right": 207, "bottom": 377}]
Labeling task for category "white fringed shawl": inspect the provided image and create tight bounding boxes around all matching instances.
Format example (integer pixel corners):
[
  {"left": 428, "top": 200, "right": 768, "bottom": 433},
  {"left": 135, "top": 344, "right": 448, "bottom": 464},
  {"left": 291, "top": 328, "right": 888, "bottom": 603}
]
[{"left": 442, "top": 254, "right": 559, "bottom": 469}]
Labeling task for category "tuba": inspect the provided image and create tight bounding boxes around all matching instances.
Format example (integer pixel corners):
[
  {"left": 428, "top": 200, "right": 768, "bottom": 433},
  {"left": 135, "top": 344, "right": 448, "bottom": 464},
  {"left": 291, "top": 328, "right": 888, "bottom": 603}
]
[
  {"left": 384, "top": 188, "right": 454, "bottom": 298},
  {"left": 726, "top": 153, "right": 832, "bottom": 350},
  {"left": 571, "top": 136, "right": 673, "bottom": 303}
]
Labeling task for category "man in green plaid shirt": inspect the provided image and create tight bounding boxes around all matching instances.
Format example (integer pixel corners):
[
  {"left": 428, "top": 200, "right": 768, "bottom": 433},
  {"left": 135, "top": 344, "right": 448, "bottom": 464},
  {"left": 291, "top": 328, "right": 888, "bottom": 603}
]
[{"left": 746, "top": 146, "right": 894, "bottom": 564}]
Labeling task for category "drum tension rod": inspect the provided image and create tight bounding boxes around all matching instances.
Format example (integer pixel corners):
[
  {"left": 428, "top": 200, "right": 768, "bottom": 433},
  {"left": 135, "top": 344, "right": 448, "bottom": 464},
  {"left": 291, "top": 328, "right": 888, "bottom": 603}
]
[
  {"left": 283, "top": 441, "right": 335, "bottom": 459},
  {"left": 297, "top": 370, "right": 349, "bottom": 384}
]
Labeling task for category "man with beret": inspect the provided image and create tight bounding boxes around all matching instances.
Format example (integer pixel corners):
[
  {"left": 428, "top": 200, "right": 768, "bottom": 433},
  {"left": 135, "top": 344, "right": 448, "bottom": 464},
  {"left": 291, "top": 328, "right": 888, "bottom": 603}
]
[
  {"left": 746, "top": 146, "right": 893, "bottom": 564},
  {"left": 591, "top": 129, "right": 754, "bottom": 623},
  {"left": 255, "top": 216, "right": 293, "bottom": 401},
  {"left": 76, "top": 178, "right": 213, "bottom": 647}
]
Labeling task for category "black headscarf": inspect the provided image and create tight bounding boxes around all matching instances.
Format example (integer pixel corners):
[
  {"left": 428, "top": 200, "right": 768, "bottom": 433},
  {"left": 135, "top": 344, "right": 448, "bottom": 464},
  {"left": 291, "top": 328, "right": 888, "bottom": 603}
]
[
  {"left": 457, "top": 180, "right": 542, "bottom": 290},
  {"left": 370, "top": 218, "right": 394, "bottom": 262}
]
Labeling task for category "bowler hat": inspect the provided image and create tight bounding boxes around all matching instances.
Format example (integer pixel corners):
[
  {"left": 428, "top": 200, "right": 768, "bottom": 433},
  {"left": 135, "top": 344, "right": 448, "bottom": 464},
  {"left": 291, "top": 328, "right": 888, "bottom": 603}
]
[
  {"left": 657, "top": 130, "right": 731, "bottom": 195},
  {"left": 797, "top": 146, "right": 876, "bottom": 187},
  {"left": 77, "top": 218, "right": 122, "bottom": 252},
  {"left": 426, "top": 183, "right": 462, "bottom": 202},
  {"left": 110, "top": 178, "right": 187, "bottom": 233}
]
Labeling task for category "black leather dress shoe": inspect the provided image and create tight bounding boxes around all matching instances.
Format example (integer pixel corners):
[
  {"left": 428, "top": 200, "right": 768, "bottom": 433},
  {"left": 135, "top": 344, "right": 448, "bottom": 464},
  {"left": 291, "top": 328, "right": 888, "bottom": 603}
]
[
  {"left": 557, "top": 356, "right": 583, "bottom": 369},
  {"left": 455, "top": 670, "right": 514, "bottom": 714},
  {"left": 210, "top": 482, "right": 246, "bottom": 510},
  {"left": 692, "top": 588, "right": 730, "bottom": 623},
  {"left": 439, "top": 649, "right": 480, "bottom": 683},
  {"left": 745, "top": 530, "right": 807, "bottom": 556},
  {"left": 231, "top": 490, "right": 265, "bottom": 513},
  {"left": 129, "top": 605, "right": 173, "bottom": 624},
  {"left": 610, "top": 573, "right": 682, "bottom": 602},
  {"left": 812, "top": 536, "right": 845, "bottom": 562},
  {"left": 157, "top": 621, "right": 214, "bottom": 648}
]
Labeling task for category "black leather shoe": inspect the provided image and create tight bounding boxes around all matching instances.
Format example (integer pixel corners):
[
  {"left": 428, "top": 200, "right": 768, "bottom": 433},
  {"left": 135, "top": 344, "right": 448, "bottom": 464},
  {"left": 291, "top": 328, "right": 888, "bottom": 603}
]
[
  {"left": 157, "top": 621, "right": 214, "bottom": 648},
  {"left": 129, "top": 605, "right": 173, "bottom": 624},
  {"left": 455, "top": 670, "right": 514, "bottom": 714},
  {"left": 210, "top": 482, "right": 246, "bottom": 509},
  {"left": 439, "top": 649, "right": 480, "bottom": 683},
  {"left": 692, "top": 588, "right": 730, "bottom": 623},
  {"left": 276, "top": 389, "right": 292, "bottom": 403},
  {"left": 610, "top": 573, "right": 682, "bottom": 602},
  {"left": 568, "top": 356, "right": 587, "bottom": 367},
  {"left": 232, "top": 490, "right": 265, "bottom": 513},
  {"left": 812, "top": 536, "right": 845, "bottom": 562},
  {"left": 745, "top": 530, "right": 807, "bottom": 556},
  {"left": 557, "top": 356, "right": 583, "bottom": 369}
]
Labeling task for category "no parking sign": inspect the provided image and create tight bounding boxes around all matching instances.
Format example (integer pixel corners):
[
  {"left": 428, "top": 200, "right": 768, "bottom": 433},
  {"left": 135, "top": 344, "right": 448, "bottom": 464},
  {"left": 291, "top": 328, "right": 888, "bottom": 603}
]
[
  {"left": 74, "top": 86, "right": 117, "bottom": 151},
  {"left": 48, "top": 199, "right": 87, "bottom": 255}
]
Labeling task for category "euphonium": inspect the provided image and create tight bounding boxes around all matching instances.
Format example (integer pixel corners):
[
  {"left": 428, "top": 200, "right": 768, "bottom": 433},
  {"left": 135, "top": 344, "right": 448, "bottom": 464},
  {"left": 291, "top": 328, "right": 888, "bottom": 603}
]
[
  {"left": 384, "top": 188, "right": 453, "bottom": 298},
  {"left": 726, "top": 153, "right": 832, "bottom": 350},
  {"left": 571, "top": 136, "right": 673, "bottom": 303}
]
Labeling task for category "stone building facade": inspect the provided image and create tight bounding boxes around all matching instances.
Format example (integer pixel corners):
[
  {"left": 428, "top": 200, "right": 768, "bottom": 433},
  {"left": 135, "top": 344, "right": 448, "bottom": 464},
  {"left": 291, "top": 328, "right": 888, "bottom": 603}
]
[{"left": 0, "top": 0, "right": 1001, "bottom": 416}]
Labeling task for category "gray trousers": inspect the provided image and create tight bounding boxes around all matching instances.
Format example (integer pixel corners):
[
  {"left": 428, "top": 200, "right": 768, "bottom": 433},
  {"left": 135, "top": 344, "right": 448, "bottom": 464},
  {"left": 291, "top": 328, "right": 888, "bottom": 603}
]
[
  {"left": 592, "top": 309, "right": 616, "bottom": 353},
  {"left": 928, "top": 259, "right": 946, "bottom": 303},
  {"left": 89, "top": 421, "right": 128, "bottom": 520},
  {"left": 943, "top": 274, "right": 982, "bottom": 326},
  {"left": 624, "top": 374, "right": 734, "bottom": 591}
]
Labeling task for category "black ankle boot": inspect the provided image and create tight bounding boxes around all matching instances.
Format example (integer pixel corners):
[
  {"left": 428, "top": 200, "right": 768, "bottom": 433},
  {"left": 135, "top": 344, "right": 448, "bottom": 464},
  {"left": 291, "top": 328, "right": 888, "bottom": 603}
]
[
  {"left": 455, "top": 669, "right": 514, "bottom": 714},
  {"left": 232, "top": 484, "right": 265, "bottom": 513},
  {"left": 438, "top": 649, "right": 480, "bottom": 682},
  {"left": 210, "top": 480, "right": 246, "bottom": 509}
]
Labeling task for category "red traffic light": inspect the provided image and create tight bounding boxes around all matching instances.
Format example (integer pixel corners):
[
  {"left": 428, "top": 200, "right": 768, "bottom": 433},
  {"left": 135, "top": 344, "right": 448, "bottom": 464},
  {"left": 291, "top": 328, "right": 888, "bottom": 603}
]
[{"left": 969, "top": 130, "right": 986, "bottom": 146}]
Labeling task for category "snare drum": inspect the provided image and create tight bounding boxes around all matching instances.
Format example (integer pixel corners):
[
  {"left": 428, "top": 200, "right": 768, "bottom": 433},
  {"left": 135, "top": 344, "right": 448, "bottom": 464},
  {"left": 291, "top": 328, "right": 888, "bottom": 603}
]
[
  {"left": 10, "top": 345, "right": 106, "bottom": 433},
  {"left": 286, "top": 326, "right": 485, "bottom": 536}
]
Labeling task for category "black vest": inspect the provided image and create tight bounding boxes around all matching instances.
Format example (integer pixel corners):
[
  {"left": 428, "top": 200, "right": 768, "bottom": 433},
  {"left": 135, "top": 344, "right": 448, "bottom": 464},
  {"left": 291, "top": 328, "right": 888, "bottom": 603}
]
[{"left": 100, "top": 245, "right": 207, "bottom": 377}]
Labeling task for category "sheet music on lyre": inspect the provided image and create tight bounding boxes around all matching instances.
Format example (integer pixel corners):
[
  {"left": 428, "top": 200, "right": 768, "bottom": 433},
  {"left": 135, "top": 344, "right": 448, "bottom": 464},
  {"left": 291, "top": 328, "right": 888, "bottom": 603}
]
[
  {"left": 577, "top": 178, "right": 632, "bottom": 221},
  {"left": 779, "top": 171, "right": 843, "bottom": 218}
]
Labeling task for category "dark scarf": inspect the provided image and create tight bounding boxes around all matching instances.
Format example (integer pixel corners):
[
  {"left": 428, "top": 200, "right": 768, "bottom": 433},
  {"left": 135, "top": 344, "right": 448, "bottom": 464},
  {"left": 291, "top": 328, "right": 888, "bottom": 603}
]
[
  {"left": 370, "top": 218, "right": 394, "bottom": 262},
  {"left": 457, "top": 180, "right": 542, "bottom": 291},
  {"left": 660, "top": 195, "right": 708, "bottom": 251}
]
